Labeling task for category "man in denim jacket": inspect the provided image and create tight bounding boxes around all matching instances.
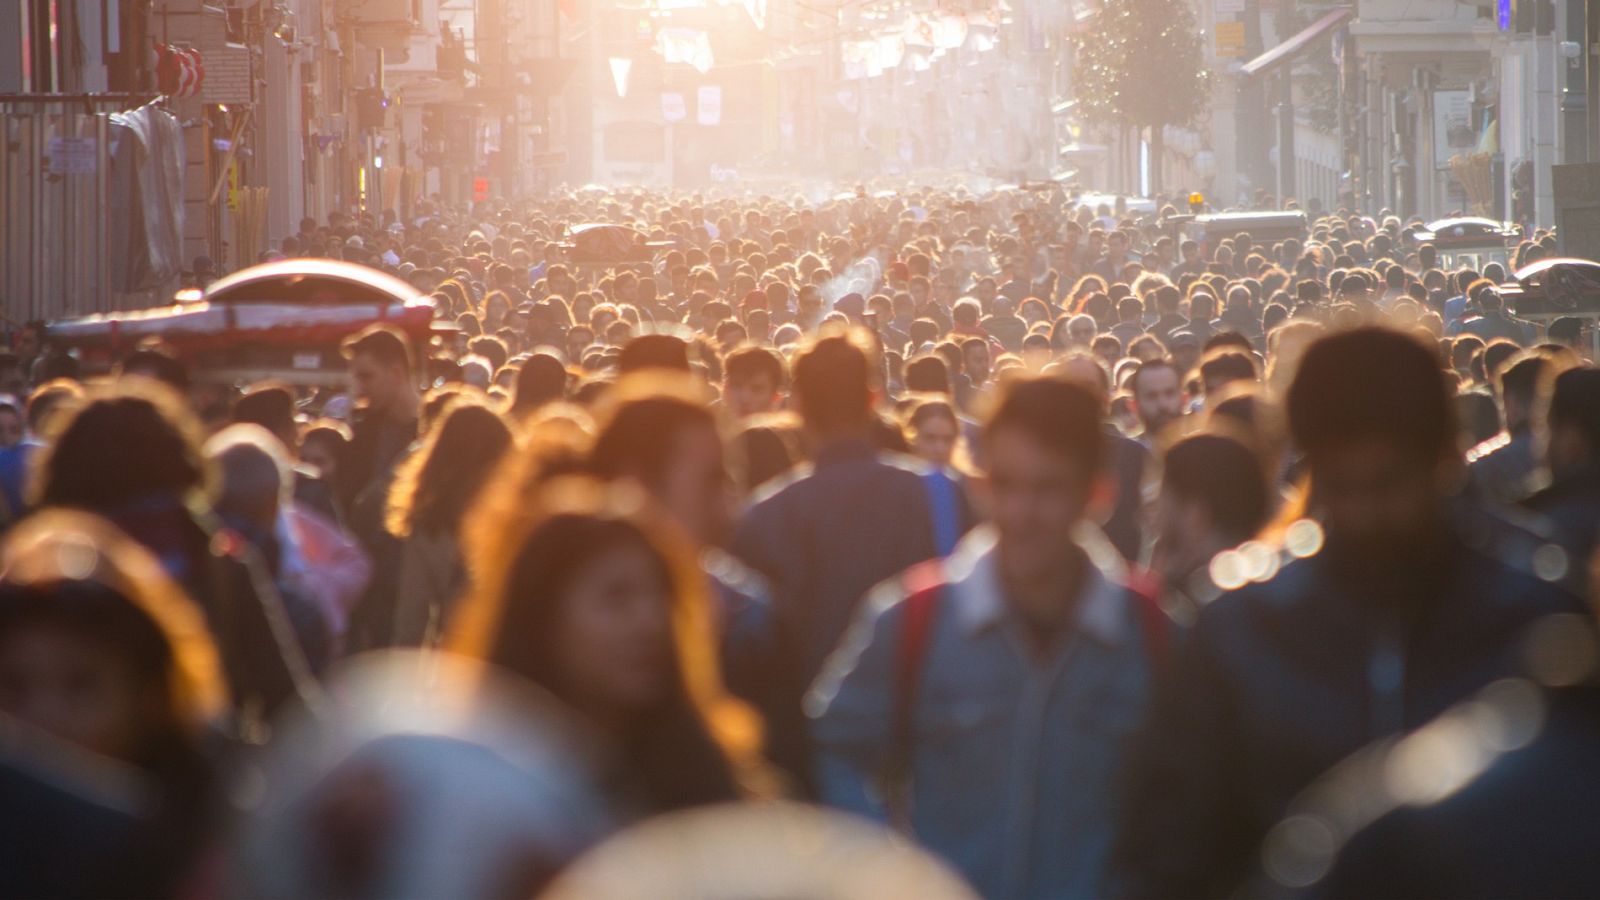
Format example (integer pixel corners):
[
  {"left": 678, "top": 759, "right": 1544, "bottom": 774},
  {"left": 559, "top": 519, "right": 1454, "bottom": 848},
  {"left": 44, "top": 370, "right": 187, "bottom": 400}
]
[{"left": 808, "top": 377, "right": 1164, "bottom": 899}]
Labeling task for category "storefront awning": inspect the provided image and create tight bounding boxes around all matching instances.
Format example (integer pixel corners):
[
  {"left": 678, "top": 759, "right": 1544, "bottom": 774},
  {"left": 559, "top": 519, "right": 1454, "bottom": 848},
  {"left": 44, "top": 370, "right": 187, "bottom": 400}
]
[{"left": 1240, "top": 6, "right": 1353, "bottom": 77}]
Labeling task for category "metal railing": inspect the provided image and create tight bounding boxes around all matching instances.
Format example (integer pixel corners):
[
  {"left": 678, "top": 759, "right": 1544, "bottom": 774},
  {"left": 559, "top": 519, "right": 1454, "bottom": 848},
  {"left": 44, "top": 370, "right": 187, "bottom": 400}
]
[{"left": 1, "top": 93, "right": 156, "bottom": 322}]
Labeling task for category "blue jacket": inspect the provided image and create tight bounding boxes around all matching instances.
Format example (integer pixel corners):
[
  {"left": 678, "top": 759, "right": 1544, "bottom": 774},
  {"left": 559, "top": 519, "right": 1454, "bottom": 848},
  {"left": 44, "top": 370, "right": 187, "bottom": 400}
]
[{"left": 808, "top": 527, "right": 1159, "bottom": 899}]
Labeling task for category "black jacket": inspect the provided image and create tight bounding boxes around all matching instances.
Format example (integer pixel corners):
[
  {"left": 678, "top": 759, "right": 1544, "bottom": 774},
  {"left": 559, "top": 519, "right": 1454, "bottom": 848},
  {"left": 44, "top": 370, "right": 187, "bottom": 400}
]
[{"left": 1110, "top": 514, "right": 1583, "bottom": 898}]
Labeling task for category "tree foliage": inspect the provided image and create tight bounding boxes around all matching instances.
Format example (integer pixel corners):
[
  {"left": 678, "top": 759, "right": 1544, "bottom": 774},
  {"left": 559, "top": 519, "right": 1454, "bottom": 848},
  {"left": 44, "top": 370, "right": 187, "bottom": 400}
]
[{"left": 1073, "top": 0, "right": 1211, "bottom": 132}]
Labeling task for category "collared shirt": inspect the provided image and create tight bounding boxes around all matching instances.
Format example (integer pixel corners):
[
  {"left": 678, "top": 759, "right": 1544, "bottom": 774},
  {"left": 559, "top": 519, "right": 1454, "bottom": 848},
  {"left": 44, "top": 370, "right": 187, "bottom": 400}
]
[{"left": 808, "top": 527, "right": 1157, "bottom": 899}]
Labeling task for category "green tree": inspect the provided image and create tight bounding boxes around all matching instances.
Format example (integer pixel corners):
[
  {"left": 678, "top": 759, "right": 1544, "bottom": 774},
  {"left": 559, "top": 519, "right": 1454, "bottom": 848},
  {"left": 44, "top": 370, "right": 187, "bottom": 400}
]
[{"left": 1073, "top": 0, "right": 1210, "bottom": 194}]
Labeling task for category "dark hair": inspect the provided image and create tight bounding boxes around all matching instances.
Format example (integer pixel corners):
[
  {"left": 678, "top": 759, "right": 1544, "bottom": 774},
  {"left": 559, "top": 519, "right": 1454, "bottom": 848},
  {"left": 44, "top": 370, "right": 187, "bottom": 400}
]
[
  {"left": 1162, "top": 433, "right": 1270, "bottom": 544},
  {"left": 1497, "top": 352, "right": 1549, "bottom": 415},
  {"left": 982, "top": 376, "right": 1105, "bottom": 477},
  {"left": 450, "top": 479, "right": 762, "bottom": 813},
  {"left": 591, "top": 390, "right": 717, "bottom": 490},
  {"left": 732, "top": 422, "right": 799, "bottom": 494},
  {"left": 33, "top": 380, "right": 209, "bottom": 510},
  {"left": 1288, "top": 327, "right": 1455, "bottom": 463},
  {"left": 341, "top": 323, "right": 414, "bottom": 374},
  {"left": 793, "top": 330, "right": 874, "bottom": 434},
  {"left": 723, "top": 345, "right": 786, "bottom": 389},
  {"left": 618, "top": 334, "right": 691, "bottom": 373},
  {"left": 233, "top": 384, "right": 298, "bottom": 440},
  {"left": 1546, "top": 367, "right": 1600, "bottom": 450},
  {"left": 904, "top": 354, "right": 951, "bottom": 395},
  {"left": 512, "top": 352, "right": 569, "bottom": 415},
  {"left": 467, "top": 335, "right": 510, "bottom": 373},
  {"left": 119, "top": 345, "right": 191, "bottom": 392},
  {"left": 1199, "top": 348, "right": 1258, "bottom": 394},
  {"left": 25, "top": 379, "right": 83, "bottom": 433},
  {"left": 386, "top": 399, "right": 515, "bottom": 538}
]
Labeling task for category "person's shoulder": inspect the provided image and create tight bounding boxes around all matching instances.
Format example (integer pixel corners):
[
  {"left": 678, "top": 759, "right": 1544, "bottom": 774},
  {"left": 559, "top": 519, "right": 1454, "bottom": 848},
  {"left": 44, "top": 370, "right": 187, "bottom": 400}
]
[
  {"left": 1455, "top": 501, "right": 1585, "bottom": 603},
  {"left": 1190, "top": 549, "right": 1325, "bottom": 641},
  {"left": 744, "top": 461, "right": 817, "bottom": 508}
]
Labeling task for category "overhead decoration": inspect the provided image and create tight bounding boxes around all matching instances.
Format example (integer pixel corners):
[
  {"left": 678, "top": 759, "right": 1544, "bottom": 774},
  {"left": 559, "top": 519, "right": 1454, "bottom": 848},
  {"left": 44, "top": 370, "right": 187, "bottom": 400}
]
[
  {"left": 153, "top": 40, "right": 205, "bottom": 97},
  {"left": 608, "top": 57, "right": 633, "bottom": 98},
  {"left": 654, "top": 28, "right": 714, "bottom": 74}
]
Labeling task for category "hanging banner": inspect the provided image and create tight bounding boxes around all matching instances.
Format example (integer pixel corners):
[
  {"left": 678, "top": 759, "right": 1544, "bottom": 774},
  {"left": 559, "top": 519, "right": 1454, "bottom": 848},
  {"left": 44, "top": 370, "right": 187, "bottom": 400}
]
[
  {"left": 697, "top": 85, "right": 722, "bottom": 126},
  {"left": 661, "top": 92, "right": 687, "bottom": 123},
  {"left": 655, "top": 28, "right": 715, "bottom": 74},
  {"left": 608, "top": 57, "right": 632, "bottom": 98}
]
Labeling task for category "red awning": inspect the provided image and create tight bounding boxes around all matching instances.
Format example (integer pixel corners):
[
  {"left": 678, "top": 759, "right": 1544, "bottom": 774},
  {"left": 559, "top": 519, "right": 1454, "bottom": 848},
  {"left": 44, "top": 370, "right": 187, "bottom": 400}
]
[{"left": 1240, "top": 6, "right": 1353, "bottom": 77}]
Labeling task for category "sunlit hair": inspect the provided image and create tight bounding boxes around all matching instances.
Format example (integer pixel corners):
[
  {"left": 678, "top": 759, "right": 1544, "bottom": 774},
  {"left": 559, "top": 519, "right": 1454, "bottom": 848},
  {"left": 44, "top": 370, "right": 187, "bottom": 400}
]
[
  {"left": 31, "top": 376, "right": 213, "bottom": 511},
  {"left": 0, "top": 510, "right": 227, "bottom": 732},
  {"left": 387, "top": 396, "right": 516, "bottom": 540},
  {"left": 590, "top": 373, "right": 718, "bottom": 489},
  {"left": 448, "top": 476, "right": 769, "bottom": 809}
]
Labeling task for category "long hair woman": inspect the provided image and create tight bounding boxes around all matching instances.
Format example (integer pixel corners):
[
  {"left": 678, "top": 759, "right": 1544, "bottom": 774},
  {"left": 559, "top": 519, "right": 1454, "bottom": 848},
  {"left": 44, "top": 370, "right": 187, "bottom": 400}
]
[
  {"left": 0, "top": 511, "right": 228, "bottom": 897},
  {"left": 31, "top": 377, "right": 314, "bottom": 717},
  {"left": 448, "top": 476, "right": 771, "bottom": 816},
  {"left": 385, "top": 396, "right": 516, "bottom": 646}
]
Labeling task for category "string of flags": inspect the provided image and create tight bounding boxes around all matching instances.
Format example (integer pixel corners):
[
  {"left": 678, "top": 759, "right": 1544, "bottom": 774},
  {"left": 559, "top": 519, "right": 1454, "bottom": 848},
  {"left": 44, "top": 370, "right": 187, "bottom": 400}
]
[{"left": 153, "top": 40, "right": 205, "bottom": 98}]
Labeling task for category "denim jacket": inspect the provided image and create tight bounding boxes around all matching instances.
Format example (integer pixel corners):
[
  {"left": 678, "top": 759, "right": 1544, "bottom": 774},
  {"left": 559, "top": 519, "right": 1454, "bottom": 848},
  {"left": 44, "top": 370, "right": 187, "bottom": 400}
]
[{"left": 807, "top": 526, "right": 1158, "bottom": 899}]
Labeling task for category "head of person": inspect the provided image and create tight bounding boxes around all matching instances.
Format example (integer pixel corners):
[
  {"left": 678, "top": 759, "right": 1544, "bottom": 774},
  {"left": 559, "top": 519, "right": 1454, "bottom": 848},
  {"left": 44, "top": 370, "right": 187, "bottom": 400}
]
[
  {"left": 903, "top": 396, "right": 961, "bottom": 469},
  {"left": 386, "top": 397, "right": 516, "bottom": 540},
  {"left": 1199, "top": 348, "right": 1259, "bottom": 397},
  {"left": 299, "top": 421, "right": 350, "bottom": 482},
  {"left": 590, "top": 377, "right": 730, "bottom": 548},
  {"left": 961, "top": 337, "right": 992, "bottom": 385},
  {"left": 205, "top": 424, "right": 293, "bottom": 540},
  {"left": 1540, "top": 366, "right": 1600, "bottom": 479},
  {"left": 233, "top": 383, "right": 300, "bottom": 450},
  {"left": 1130, "top": 358, "right": 1184, "bottom": 437},
  {"left": 1496, "top": 351, "right": 1556, "bottom": 435},
  {"left": 1156, "top": 432, "right": 1270, "bottom": 582},
  {"left": 449, "top": 477, "right": 757, "bottom": 811},
  {"left": 341, "top": 324, "right": 415, "bottom": 414},
  {"left": 1288, "top": 327, "right": 1458, "bottom": 566},
  {"left": 617, "top": 334, "right": 691, "bottom": 375},
  {"left": 0, "top": 510, "right": 225, "bottom": 766},
  {"left": 512, "top": 352, "right": 570, "bottom": 416},
  {"left": 1066, "top": 313, "right": 1098, "bottom": 348},
  {"left": 722, "top": 346, "right": 786, "bottom": 420},
  {"left": 979, "top": 377, "right": 1106, "bottom": 596},
  {"left": 791, "top": 328, "right": 877, "bottom": 442},
  {"left": 32, "top": 379, "right": 209, "bottom": 513}
]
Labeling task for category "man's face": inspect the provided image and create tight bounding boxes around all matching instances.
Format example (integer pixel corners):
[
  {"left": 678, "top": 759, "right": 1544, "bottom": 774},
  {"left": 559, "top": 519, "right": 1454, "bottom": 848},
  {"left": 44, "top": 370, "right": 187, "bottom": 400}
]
[
  {"left": 1311, "top": 439, "right": 1443, "bottom": 567},
  {"left": 657, "top": 423, "right": 733, "bottom": 547},
  {"left": 349, "top": 354, "right": 405, "bottom": 411},
  {"left": 724, "top": 373, "right": 778, "bottom": 419},
  {"left": 1109, "top": 234, "right": 1129, "bottom": 257},
  {"left": 1183, "top": 244, "right": 1200, "bottom": 262},
  {"left": 1134, "top": 366, "right": 1184, "bottom": 436},
  {"left": 964, "top": 344, "right": 991, "bottom": 384},
  {"left": 984, "top": 428, "right": 1091, "bottom": 586}
]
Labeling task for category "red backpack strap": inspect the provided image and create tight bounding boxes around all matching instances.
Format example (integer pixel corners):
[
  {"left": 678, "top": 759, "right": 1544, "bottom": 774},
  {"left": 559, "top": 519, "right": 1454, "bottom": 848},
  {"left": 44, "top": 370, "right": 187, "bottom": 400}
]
[
  {"left": 883, "top": 560, "right": 944, "bottom": 831},
  {"left": 1127, "top": 574, "right": 1170, "bottom": 672}
]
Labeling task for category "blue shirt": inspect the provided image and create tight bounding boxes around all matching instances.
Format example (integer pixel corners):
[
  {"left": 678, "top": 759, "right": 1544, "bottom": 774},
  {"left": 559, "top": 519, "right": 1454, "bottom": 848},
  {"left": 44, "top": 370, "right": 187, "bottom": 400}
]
[{"left": 808, "top": 527, "right": 1157, "bottom": 899}]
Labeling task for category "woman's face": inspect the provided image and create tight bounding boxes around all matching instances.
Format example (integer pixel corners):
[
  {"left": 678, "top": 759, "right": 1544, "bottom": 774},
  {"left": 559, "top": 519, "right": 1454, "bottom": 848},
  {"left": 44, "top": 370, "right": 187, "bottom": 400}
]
[
  {"left": 912, "top": 414, "right": 958, "bottom": 467},
  {"left": 554, "top": 542, "right": 674, "bottom": 719},
  {"left": 0, "top": 625, "right": 156, "bottom": 761}
]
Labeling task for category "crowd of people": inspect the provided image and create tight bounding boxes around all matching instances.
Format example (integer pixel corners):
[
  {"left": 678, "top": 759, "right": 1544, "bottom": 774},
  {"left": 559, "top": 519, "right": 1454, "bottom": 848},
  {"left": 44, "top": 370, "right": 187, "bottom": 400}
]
[{"left": 4, "top": 182, "right": 1600, "bottom": 898}]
